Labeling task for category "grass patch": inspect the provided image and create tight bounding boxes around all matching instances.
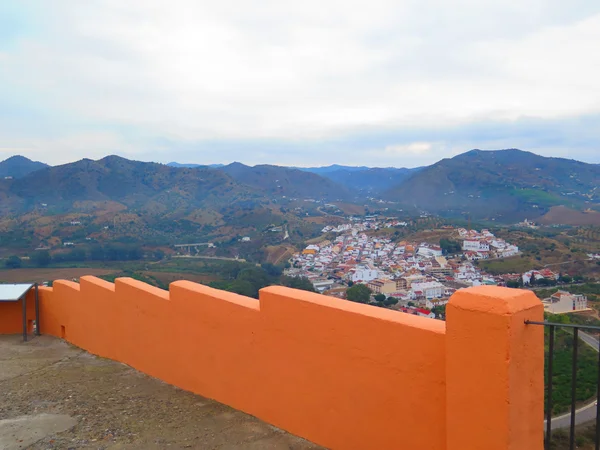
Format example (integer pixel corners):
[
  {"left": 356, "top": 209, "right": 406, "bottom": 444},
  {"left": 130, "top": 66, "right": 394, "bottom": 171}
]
[
  {"left": 479, "top": 256, "right": 539, "bottom": 274},
  {"left": 509, "top": 188, "right": 564, "bottom": 206}
]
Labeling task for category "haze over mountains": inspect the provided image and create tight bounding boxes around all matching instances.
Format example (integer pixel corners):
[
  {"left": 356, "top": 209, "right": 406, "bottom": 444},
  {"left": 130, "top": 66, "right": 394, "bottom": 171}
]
[{"left": 1, "top": 149, "right": 599, "bottom": 221}]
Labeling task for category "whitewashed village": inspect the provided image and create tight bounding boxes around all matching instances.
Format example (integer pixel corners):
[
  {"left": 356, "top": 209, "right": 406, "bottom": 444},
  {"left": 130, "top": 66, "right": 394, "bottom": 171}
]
[{"left": 285, "top": 220, "right": 589, "bottom": 319}]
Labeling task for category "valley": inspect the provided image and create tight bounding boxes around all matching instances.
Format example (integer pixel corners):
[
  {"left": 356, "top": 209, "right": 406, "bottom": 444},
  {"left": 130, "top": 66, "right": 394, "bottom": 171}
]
[{"left": 1, "top": 149, "right": 600, "bottom": 300}]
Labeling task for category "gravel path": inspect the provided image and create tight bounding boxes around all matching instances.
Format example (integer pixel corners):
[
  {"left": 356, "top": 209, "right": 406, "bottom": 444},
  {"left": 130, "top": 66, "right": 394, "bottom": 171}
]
[{"left": 0, "top": 335, "right": 323, "bottom": 450}]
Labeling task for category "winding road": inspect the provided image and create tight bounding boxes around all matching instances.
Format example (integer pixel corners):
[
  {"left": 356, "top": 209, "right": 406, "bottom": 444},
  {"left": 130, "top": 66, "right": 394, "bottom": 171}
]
[{"left": 546, "top": 331, "right": 599, "bottom": 429}]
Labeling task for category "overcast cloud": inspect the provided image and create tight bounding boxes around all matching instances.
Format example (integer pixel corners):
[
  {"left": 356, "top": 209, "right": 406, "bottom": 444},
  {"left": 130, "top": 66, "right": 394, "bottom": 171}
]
[{"left": 0, "top": 0, "right": 599, "bottom": 167}]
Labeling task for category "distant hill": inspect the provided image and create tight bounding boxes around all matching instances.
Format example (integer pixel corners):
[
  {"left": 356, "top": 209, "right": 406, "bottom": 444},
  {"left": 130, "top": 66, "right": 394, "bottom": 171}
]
[
  {"left": 171, "top": 163, "right": 420, "bottom": 194},
  {"left": 167, "top": 162, "right": 224, "bottom": 169},
  {"left": 4, "top": 155, "right": 258, "bottom": 214},
  {"left": 219, "top": 162, "right": 352, "bottom": 200},
  {"left": 317, "top": 167, "right": 422, "bottom": 194},
  {"left": 297, "top": 164, "right": 371, "bottom": 174},
  {"left": 0, "top": 155, "right": 49, "bottom": 178},
  {"left": 384, "top": 149, "right": 600, "bottom": 220}
]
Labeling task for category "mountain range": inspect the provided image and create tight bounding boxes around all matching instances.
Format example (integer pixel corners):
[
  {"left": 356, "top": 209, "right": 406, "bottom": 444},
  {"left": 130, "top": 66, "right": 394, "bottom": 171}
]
[
  {"left": 1, "top": 149, "right": 599, "bottom": 221},
  {"left": 384, "top": 149, "right": 600, "bottom": 220}
]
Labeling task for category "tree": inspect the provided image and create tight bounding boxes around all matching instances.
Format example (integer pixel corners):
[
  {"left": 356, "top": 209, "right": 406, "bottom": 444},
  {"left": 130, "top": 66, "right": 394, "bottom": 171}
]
[
  {"left": 557, "top": 273, "right": 568, "bottom": 283},
  {"left": 440, "top": 238, "right": 461, "bottom": 255},
  {"left": 260, "top": 262, "right": 282, "bottom": 278},
  {"left": 128, "top": 246, "right": 144, "bottom": 260},
  {"left": 280, "top": 276, "right": 316, "bottom": 293},
  {"left": 90, "top": 245, "right": 105, "bottom": 261},
  {"left": 228, "top": 280, "right": 256, "bottom": 298},
  {"left": 432, "top": 304, "right": 446, "bottom": 319},
  {"left": 506, "top": 280, "right": 520, "bottom": 289},
  {"left": 384, "top": 296, "right": 399, "bottom": 306},
  {"left": 374, "top": 293, "right": 386, "bottom": 303},
  {"left": 346, "top": 284, "right": 372, "bottom": 304},
  {"left": 31, "top": 250, "right": 51, "bottom": 267},
  {"left": 4, "top": 255, "right": 22, "bottom": 269},
  {"left": 238, "top": 267, "right": 270, "bottom": 290},
  {"left": 537, "top": 278, "right": 556, "bottom": 287},
  {"left": 68, "top": 248, "right": 86, "bottom": 262},
  {"left": 153, "top": 249, "right": 165, "bottom": 261},
  {"left": 408, "top": 301, "right": 416, "bottom": 307}
]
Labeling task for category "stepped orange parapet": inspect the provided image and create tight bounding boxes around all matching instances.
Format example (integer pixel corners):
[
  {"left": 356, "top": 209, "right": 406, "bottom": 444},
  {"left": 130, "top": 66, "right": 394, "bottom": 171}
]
[{"left": 1, "top": 279, "right": 543, "bottom": 450}]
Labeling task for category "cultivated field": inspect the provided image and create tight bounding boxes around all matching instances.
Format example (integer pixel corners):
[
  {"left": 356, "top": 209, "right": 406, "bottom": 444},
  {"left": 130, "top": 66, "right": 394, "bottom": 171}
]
[{"left": 539, "top": 206, "right": 600, "bottom": 226}]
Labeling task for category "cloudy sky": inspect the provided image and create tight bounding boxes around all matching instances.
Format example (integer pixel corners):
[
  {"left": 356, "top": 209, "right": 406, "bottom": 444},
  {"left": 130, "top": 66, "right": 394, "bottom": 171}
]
[{"left": 1, "top": 0, "right": 599, "bottom": 168}]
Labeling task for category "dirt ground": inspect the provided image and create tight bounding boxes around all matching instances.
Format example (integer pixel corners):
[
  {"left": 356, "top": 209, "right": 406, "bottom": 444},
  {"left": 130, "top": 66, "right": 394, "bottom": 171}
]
[
  {"left": 265, "top": 246, "right": 295, "bottom": 265},
  {"left": 0, "top": 268, "right": 117, "bottom": 284},
  {"left": 0, "top": 335, "right": 324, "bottom": 450}
]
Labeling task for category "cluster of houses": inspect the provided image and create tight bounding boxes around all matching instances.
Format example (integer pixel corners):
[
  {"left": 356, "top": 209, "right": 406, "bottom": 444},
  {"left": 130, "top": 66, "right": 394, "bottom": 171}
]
[
  {"left": 514, "top": 218, "right": 539, "bottom": 229},
  {"left": 288, "top": 225, "right": 522, "bottom": 317},
  {"left": 458, "top": 228, "right": 519, "bottom": 260},
  {"left": 521, "top": 269, "right": 560, "bottom": 285},
  {"left": 286, "top": 222, "right": 599, "bottom": 320},
  {"left": 321, "top": 218, "right": 408, "bottom": 235}
]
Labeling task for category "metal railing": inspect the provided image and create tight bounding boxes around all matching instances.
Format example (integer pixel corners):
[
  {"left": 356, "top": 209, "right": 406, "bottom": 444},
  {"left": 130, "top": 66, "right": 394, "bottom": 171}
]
[{"left": 526, "top": 320, "right": 600, "bottom": 450}]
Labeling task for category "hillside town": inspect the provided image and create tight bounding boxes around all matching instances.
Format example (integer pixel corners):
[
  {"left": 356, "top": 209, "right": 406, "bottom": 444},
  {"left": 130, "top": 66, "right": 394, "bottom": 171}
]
[{"left": 283, "top": 221, "right": 560, "bottom": 318}]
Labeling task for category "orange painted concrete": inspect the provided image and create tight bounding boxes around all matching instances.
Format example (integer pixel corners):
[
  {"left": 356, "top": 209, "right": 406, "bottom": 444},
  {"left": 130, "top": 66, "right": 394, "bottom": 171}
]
[
  {"left": 1, "top": 278, "right": 544, "bottom": 450},
  {"left": 446, "top": 286, "right": 544, "bottom": 450},
  {"left": 0, "top": 290, "right": 37, "bottom": 334}
]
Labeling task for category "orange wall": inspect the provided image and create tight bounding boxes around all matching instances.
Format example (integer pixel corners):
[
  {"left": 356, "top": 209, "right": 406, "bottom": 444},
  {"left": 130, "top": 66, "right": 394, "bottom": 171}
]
[
  {"left": 0, "top": 289, "right": 37, "bottom": 334},
  {"left": 5, "top": 278, "right": 543, "bottom": 450}
]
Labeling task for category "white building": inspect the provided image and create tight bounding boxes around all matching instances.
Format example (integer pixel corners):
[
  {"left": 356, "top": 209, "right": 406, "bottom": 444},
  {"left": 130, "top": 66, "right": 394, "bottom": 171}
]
[
  {"left": 352, "top": 267, "right": 380, "bottom": 283},
  {"left": 462, "top": 240, "right": 490, "bottom": 252},
  {"left": 416, "top": 308, "right": 436, "bottom": 319},
  {"left": 543, "top": 291, "right": 588, "bottom": 314},
  {"left": 312, "top": 278, "right": 336, "bottom": 293},
  {"left": 417, "top": 245, "right": 443, "bottom": 258},
  {"left": 498, "top": 245, "right": 519, "bottom": 258},
  {"left": 411, "top": 281, "right": 444, "bottom": 299},
  {"left": 425, "top": 298, "right": 449, "bottom": 309}
]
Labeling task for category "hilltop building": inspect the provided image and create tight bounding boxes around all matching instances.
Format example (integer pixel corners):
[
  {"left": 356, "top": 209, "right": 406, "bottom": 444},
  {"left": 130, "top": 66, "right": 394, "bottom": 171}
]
[{"left": 543, "top": 291, "right": 589, "bottom": 314}]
